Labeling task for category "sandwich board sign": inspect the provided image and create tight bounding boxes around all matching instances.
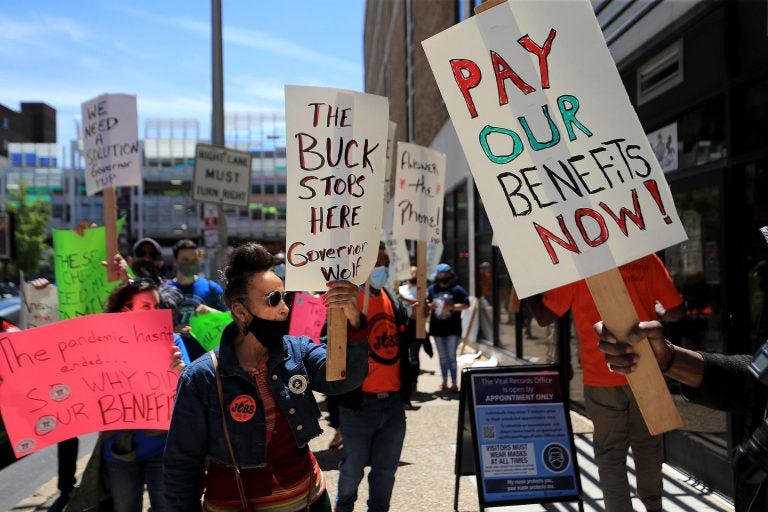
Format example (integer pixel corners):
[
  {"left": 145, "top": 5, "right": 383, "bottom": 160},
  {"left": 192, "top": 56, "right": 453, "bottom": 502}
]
[
  {"left": 423, "top": 0, "right": 686, "bottom": 436},
  {"left": 192, "top": 143, "right": 252, "bottom": 208},
  {"left": 455, "top": 366, "right": 583, "bottom": 511}
]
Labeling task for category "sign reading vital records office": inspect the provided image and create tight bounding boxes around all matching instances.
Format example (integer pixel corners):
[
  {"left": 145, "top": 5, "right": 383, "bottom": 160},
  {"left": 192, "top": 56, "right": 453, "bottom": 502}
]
[{"left": 192, "top": 143, "right": 253, "bottom": 208}]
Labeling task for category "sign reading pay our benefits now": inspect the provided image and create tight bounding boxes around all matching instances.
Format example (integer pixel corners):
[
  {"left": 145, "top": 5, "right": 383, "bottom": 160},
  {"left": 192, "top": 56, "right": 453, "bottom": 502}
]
[
  {"left": 422, "top": 0, "right": 686, "bottom": 298},
  {"left": 284, "top": 86, "right": 388, "bottom": 291}
]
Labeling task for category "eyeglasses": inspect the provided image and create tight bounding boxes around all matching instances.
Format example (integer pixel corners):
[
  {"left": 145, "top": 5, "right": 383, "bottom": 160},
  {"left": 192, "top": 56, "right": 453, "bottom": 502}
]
[{"left": 127, "top": 277, "right": 160, "bottom": 288}]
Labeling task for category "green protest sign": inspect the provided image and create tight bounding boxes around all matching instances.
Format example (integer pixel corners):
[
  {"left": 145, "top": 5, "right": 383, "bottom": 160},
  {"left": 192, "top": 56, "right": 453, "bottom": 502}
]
[
  {"left": 52, "top": 219, "right": 125, "bottom": 319},
  {"left": 189, "top": 311, "right": 233, "bottom": 351}
]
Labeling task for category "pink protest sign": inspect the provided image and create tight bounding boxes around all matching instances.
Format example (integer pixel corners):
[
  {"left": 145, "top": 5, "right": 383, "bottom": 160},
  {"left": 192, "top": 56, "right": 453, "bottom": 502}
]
[
  {"left": 0, "top": 310, "right": 178, "bottom": 458},
  {"left": 288, "top": 293, "right": 327, "bottom": 344}
]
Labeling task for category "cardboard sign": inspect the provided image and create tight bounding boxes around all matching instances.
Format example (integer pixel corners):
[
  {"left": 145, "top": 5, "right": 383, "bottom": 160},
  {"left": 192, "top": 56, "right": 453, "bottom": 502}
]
[
  {"left": 422, "top": 0, "right": 687, "bottom": 298},
  {"left": 284, "top": 85, "right": 389, "bottom": 291},
  {"left": 188, "top": 311, "right": 232, "bottom": 351},
  {"left": 192, "top": 143, "right": 253, "bottom": 208},
  {"left": 384, "top": 234, "right": 411, "bottom": 286},
  {"left": 0, "top": 310, "right": 178, "bottom": 457},
  {"left": 52, "top": 220, "right": 125, "bottom": 320},
  {"left": 382, "top": 121, "right": 398, "bottom": 234},
  {"left": 288, "top": 293, "right": 327, "bottom": 343},
  {"left": 19, "top": 277, "right": 59, "bottom": 329},
  {"left": 81, "top": 94, "right": 141, "bottom": 196},
  {"left": 392, "top": 142, "right": 447, "bottom": 245}
]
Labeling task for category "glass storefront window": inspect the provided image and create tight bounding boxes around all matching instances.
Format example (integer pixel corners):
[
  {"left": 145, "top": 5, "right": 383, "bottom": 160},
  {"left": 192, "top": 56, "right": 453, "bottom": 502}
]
[{"left": 675, "top": 98, "right": 726, "bottom": 169}]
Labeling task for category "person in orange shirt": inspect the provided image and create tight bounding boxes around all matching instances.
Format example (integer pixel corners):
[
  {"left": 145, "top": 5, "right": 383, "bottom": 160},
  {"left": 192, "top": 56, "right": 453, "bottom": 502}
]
[
  {"left": 526, "top": 253, "right": 684, "bottom": 512},
  {"left": 334, "top": 243, "right": 413, "bottom": 512}
]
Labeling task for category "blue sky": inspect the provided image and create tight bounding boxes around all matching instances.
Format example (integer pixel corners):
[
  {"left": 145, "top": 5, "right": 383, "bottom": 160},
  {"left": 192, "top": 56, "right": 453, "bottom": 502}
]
[{"left": 0, "top": 1, "right": 365, "bottom": 147}]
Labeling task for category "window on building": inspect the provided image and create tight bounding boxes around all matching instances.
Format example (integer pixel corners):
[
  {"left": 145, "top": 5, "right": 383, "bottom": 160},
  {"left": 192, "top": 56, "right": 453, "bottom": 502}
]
[{"left": 637, "top": 40, "right": 684, "bottom": 105}]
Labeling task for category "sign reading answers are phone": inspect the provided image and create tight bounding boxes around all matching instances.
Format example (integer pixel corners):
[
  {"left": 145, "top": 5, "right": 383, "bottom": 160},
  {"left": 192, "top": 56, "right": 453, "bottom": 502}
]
[{"left": 192, "top": 143, "right": 253, "bottom": 208}]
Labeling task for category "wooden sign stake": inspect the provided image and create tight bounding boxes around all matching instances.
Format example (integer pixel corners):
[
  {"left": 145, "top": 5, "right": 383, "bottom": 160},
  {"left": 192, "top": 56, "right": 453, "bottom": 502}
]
[
  {"left": 103, "top": 187, "right": 122, "bottom": 282},
  {"left": 416, "top": 242, "right": 428, "bottom": 339},
  {"left": 475, "top": 0, "right": 507, "bottom": 14},
  {"left": 586, "top": 268, "right": 683, "bottom": 435},
  {"left": 326, "top": 308, "right": 348, "bottom": 381}
]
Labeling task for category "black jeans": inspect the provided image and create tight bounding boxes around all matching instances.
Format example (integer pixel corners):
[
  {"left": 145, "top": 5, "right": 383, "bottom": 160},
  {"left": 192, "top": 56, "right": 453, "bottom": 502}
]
[{"left": 57, "top": 437, "right": 79, "bottom": 493}]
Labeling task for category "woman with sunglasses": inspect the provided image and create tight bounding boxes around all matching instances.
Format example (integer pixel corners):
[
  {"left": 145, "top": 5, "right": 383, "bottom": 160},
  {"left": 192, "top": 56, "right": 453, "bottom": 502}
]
[
  {"left": 164, "top": 242, "right": 369, "bottom": 512},
  {"left": 66, "top": 277, "right": 189, "bottom": 512}
]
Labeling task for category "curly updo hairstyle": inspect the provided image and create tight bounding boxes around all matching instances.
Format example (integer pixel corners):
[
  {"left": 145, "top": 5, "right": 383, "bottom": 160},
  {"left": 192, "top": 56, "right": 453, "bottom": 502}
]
[{"left": 223, "top": 242, "right": 275, "bottom": 308}]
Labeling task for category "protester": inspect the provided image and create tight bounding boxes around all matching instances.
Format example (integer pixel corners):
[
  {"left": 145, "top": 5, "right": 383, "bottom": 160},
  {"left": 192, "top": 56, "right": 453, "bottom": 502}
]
[
  {"left": 66, "top": 278, "right": 188, "bottom": 512},
  {"left": 163, "top": 242, "right": 369, "bottom": 512},
  {"left": 129, "top": 237, "right": 167, "bottom": 281},
  {"left": 168, "top": 239, "right": 227, "bottom": 360},
  {"left": 334, "top": 243, "right": 413, "bottom": 512},
  {"left": 526, "top": 253, "right": 684, "bottom": 512},
  {"left": 398, "top": 265, "right": 432, "bottom": 394},
  {"left": 596, "top": 320, "right": 768, "bottom": 511},
  {"left": 425, "top": 263, "right": 469, "bottom": 393}
]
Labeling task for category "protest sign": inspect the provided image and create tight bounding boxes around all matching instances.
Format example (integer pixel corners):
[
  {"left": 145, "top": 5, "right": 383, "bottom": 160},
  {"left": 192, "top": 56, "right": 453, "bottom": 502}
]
[
  {"left": 284, "top": 85, "right": 389, "bottom": 291},
  {"left": 288, "top": 293, "right": 327, "bottom": 343},
  {"left": 52, "top": 220, "right": 124, "bottom": 319},
  {"left": 0, "top": 310, "right": 177, "bottom": 457},
  {"left": 392, "top": 142, "right": 446, "bottom": 245},
  {"left": 188, "top": 311, "right": 232, "bottom": 351},
  {"left": 422, "top": 0, "right": 686, "bottom": 299},
  {"left": 384, "top": 234, "right": 411, "bottom": 286},
  {"left": 81, "top": 94, "right": 141, "bottom": 196},
  {"left": 382, "top": 121, "right": 398, "bottom": 234},
  {"left": 192, "top": 143, "right": 253, "bottom": 208},
  {"left": 19, "top": 275, "right": 58, "bottom": 329},
  {"left": 424, "top": 0, "right": 685, "bottom": 434}
]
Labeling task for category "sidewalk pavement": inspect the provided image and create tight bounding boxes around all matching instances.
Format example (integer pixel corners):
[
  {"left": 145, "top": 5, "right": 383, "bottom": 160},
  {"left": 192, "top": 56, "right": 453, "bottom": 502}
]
[{"left": 21, "top": 342, "right": 733, "bottom": 512}]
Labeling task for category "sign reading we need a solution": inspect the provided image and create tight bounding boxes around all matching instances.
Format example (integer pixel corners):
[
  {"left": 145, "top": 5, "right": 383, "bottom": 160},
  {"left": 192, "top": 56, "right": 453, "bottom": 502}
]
[
  {"left": 284, "top": 85, "right": 388, "bottom": 291},
  {"left": 192, "top": 144, "right": 253, "bottom": 208},
  {"left": 81, "top": 94, "right": 141, "bottom": 196},
  {"left": 423, "top": 0, "right": 687, "bottom": 298},
  {"left": 0, "top": 310, "right": 178, "bottom": 458}
]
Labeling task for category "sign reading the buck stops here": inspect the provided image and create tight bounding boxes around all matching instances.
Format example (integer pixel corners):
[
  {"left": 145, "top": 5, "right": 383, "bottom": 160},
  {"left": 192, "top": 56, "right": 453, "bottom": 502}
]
[{"left": 422, "top": 0, "right": 687, "bottom": 298}]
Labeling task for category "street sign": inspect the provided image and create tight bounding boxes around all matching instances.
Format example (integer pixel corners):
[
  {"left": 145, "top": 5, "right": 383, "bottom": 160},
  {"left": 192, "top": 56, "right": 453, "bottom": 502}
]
[{"left": 192, "top": 143, "right": 252, "bottom": 208}]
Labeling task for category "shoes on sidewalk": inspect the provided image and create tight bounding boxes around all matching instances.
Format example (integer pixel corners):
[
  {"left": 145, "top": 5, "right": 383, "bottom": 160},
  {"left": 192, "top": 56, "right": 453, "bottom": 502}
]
[
  {"left": 439, "top": 383, "right": 448, "bottom": 392},
  {"left": 48, "top": 490, "right": 72, "bottom": 512},
  {"left": 329, "top": 429, "right": 343, "bottom": 449},
  {"left": 449, "top": 384, "right": 459, "bottom": 393}
]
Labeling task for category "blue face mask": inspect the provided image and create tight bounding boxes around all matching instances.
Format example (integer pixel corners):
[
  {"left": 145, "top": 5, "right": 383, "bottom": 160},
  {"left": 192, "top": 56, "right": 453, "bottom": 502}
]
[
  {"left": 273, "top": 263, "right": 286, "bottom": 279},
  {"left": 369, "top": 266, "right": 389, "bottom": 289}
]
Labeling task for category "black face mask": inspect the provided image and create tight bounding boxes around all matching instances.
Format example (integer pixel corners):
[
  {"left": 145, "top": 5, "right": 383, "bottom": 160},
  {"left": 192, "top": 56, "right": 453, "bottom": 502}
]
[
  {"left": 408, "top": 278, "right": 417, "bottom": 285},
  {"left": 437, "top": 277, "right": 453, "bottom": 285},
  {"left": 131, "top": 260, "right": 162, "bottom": 279},
  {"left": 244, "top": 314, "right": 289, "bottom": 350}
]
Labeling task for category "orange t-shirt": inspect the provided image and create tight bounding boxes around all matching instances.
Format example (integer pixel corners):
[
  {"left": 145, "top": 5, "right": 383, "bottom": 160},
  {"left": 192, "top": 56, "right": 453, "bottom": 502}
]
[
  {"left": 542, "top": 254, "right": 683, "bottom": 387},
  {"left": 358, "top": 290, "right": 400, "bottom": 394}
]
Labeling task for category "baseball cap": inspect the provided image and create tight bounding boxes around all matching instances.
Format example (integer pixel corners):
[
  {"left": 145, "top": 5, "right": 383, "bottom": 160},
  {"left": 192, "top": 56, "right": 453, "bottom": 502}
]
[{"left": 436, "top": 263, "right": 453, "bottom": 274}]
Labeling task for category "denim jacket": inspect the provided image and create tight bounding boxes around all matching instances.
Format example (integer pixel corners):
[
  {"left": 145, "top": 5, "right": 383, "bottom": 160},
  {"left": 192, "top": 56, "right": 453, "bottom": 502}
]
[{"left": 163, "top": 321, "right": 369, "bottom": 511}]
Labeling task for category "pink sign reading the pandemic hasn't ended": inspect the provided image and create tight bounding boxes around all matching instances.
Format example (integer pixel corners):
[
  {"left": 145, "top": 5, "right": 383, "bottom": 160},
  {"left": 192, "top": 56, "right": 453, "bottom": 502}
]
[
  {"left": 288, "top": 293, "right": 327, "bottom": 344},
  {"left": 0, "top": 310, "right": 178, "bottom": 458}
]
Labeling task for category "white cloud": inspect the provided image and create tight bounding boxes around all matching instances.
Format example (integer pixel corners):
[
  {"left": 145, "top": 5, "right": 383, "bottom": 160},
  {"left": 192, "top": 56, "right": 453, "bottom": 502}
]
[
  {"left": 0, "top": 13, "right": 88, "bottom": 43},
  {"left": 111, "top": 5, "right": 362, "bottom": 76}
]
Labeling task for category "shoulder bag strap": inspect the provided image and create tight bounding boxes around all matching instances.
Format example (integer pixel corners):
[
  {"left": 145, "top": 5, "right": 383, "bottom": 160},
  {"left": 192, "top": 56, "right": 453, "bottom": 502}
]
[{"left": 210, "top": 350, "right": 251, "bottom": 511}]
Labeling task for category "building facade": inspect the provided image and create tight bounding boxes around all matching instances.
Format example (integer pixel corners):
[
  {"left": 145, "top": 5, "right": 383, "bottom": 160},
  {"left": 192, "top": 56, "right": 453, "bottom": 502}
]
[
  {"left": 364, "top": 0, "right": 768, "bottom": 498},
  {"left": 0, "top": 102, "right": 56, "bottom": 164}
]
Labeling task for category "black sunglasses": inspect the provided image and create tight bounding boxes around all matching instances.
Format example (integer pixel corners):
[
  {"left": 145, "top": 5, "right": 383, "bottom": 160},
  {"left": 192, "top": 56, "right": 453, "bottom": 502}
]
[
  {"left": 265, "top": 290, "right": 293, "bottom": 308},
  {"left": 127, "top": 277, "right": 160, "bottom": 288},
  {"left": 136, "top": 249, "right": 160, "bottom": 259}
]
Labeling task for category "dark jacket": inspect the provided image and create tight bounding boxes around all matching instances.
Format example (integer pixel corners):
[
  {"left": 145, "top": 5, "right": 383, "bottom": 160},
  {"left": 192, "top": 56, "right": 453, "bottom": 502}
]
[
  {"left": 163, "top": 322, "right": 369, "bottom": 512},
  {"left": 681, "top": 352, "right": 768, "bottom": 512}
]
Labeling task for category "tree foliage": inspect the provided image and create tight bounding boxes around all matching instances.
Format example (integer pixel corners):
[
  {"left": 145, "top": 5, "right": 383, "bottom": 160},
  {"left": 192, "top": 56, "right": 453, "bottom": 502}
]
[{"left": 5, "top": 182, "right": 51, "bottom": 276}]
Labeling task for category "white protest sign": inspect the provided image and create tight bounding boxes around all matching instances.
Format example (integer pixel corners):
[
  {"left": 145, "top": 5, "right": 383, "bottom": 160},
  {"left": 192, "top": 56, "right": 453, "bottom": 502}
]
[
  {"left": 392, "top": 142, "right": 446, "bottom": 244},
  {"left": 423, "top": 0, "right": 687, "bottom": 298},
  {"left": 81, "top": 94, "right": 141, "bottom": 196},
  {"left": 382, "top": 121, "right": 398, "bottom": 234},
  {"left": 384, "top": 233, "right": 411, "bottom": 286},
  {"left": 192, "top": 144, "right": 252, "bottom": 208},
  {"left": 19, "top": 278, "right": 59, "bottom": 329},
  {"left": 284, "top": 85, "right": 389, "bottom": 291}
]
